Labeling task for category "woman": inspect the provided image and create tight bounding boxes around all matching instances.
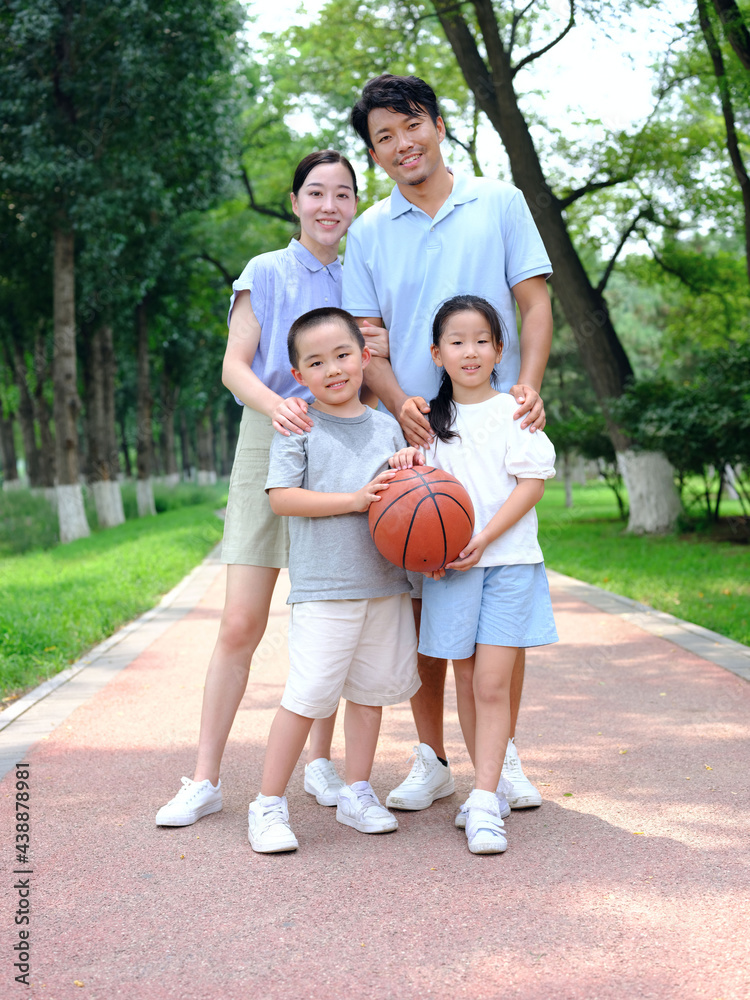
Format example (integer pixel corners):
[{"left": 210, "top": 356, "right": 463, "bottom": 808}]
[{"left": 156, "top": 150, "right": 380, "bottom": 827}]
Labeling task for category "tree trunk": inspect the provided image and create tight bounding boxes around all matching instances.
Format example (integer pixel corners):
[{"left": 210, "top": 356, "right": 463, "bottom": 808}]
[
  {"left": 33, "top": 329, "right": 56, "bottom": 489},
  {"left": 216, "top": 405, "right": 229, "bottom": 477},
  {"left": 52, "top": 227, "right": 90, "bottom": 542},
  {"left": 434, "top": 1, "right": 682, "bottom": 529},
  {"left": 0, "top": 411, "right": 21, "bottom": 488},
  {"left": 617, "top": 451, "right": 683, "bottom": 534},
  {"left": 159, "top": 376, "right": 180, "bottom": 487},
  {"left": 8, "top": 339, "right": 42, "bottom": 488},
  {"left": 135, "top": 299, "right": 156, "bottom": 516},
  {"left": 83, "top": 323, "right": 124, "bottom": 527},
  {"left": 119, "top": 415, "right": 133, "bottom": 479},
  {"left": 562, "top": 452, "right": 573, "bottom": 508},
  {"left": 179, "top": 408, "right": 193, "bottom": 481},
  {"left": 196, "top": 408, "right": 217, "bottom": 485}
]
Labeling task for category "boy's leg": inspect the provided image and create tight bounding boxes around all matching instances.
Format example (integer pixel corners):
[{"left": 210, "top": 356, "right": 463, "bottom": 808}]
[
  {"left": 343, "top": 702, "right": 382, "bottom": 784},
  {"left": 308, "top": 709, "right": 338, "bottom": 761},
  {"left": 260, "top": 707, "right": 315, "bottom": 797}
]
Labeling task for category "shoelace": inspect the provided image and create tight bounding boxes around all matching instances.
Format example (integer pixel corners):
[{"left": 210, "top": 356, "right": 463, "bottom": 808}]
[
  {"left": 257, "top": 802, "right": 288, "bottom": 830},
  {"left": 310, "top": 760, "right": 338, "bottom": 784},
  {"left": 404, "top": 745, "right": 428, "bottom": 778},
  {"left": 503, "top": 752, "right": 524, "bottom": 782},
  {"left": 353, "top": 786, "right": 380, "bottom": 812}
]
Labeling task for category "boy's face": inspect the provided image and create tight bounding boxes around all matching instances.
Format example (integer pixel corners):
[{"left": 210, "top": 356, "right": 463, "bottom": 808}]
[
  {"left": 291, "top": 321, "right": 370, "bottom": 410},
  {"left": 367, "top": 105, "right": 446, "bottom": 189}
]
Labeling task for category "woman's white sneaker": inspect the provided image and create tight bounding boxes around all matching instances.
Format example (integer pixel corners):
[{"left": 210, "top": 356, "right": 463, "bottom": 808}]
[
  {"left": 248, "top": 795, "right": 299, "bottom": 853},
  {"left": 502, "top": 738, "right": 542, "bottom": 809},
  {"left": 385, "top": 744, "right": 454, "bottom": 810},
  {"left": 155, "top": 777, "right": 222, "bottom": 826}
]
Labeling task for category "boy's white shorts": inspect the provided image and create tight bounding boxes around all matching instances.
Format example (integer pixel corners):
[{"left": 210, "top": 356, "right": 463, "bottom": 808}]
[{"left": 282, "top": 592, "right": 421, "bottom": 719}]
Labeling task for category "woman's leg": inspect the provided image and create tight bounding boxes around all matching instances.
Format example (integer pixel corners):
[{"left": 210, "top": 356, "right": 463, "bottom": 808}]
[
  {"left": 471, "top": 643, "right": 516, "bottom": 792},
  {"left": 343, "top": 701, "right": 382, "bottom": 784}
]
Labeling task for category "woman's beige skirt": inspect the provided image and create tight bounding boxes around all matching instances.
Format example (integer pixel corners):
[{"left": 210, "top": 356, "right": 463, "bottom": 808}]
[{"left": 221, "top": 406, "right": 289, "bottom": 568}]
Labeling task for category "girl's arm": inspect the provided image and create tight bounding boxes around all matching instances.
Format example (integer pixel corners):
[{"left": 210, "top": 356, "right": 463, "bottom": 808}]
[
  {"left": 268, "top": 470, "right": 395, "bottom": 517},
  {"left": 222, "top": 290, "right": 312, "bottom": 437},
  {"left": 444, "top": 478, "right": 545, "bottom": 573}
]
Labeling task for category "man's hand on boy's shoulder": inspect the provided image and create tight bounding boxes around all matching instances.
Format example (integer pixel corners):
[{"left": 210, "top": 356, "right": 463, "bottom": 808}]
[
  {"left": 510, "top": 384, "right": 546, "bottom": 432},
  {"left": 388, "top": 447, "right": 425, "bottom": 470},
  {"left": 360, "top": 320, "right": 389, "bottom": 358},
  {"left": 399, "top": 396, "right": 434, "bottom": 448}
]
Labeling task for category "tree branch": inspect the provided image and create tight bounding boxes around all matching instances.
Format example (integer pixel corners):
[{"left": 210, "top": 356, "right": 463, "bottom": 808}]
[
  {"left": 199, "top": 252, "right": 234, "bottom": 289},
  {"left": 638, "top": 229, "right": 702, "bottom": 293},
  {"left": 558, "top": 174, "right": 633, "bottom": 209},
  {"left": 240, "top": 167, "right": 295, "bottom": 222},
  {"left": 712, "top": 0, "right": 750, "bottom": 70},
  {"left": 512, "top": 1, "right": 576, "bottom": 78},
  {"left": 509, "top": 2, "right": 536, "bottom": 58},
  {"left": 596, "top": 212, "right": 644, "bottom": 294}
]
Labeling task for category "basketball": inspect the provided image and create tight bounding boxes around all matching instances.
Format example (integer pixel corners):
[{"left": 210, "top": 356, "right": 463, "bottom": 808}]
[{"left": 369, "top": 467, "right": 475, "bottom": 573}]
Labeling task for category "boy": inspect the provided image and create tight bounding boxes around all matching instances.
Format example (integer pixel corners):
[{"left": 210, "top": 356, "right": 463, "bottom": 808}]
[{"left": 247, "top": 306, "right": 421, "bottom": 853}]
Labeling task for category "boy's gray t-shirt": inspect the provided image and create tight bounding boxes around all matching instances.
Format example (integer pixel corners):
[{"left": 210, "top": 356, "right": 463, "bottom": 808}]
[{"left": 265, "top": 407, "right": 411, "bottom": 604}]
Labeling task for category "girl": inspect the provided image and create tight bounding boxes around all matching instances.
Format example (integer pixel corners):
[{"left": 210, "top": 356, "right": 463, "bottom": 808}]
[
  {"left": 156, "top": 151, "right": 385, "bottom": 828},
  {"left": 392, "top": 294, "right": 557, "bottom": 854}
]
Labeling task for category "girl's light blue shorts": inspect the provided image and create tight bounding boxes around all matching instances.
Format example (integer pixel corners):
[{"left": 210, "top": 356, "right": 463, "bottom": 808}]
[{"left": 418, "top": 562, "right": 558, "bottom": 660}]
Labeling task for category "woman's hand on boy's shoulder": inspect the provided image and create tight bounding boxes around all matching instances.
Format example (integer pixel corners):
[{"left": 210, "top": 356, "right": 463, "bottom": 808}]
[
  {"left": 388, "top": 447, "right": 425, "bottom": 470},
  {"left": 271, "top": 396, "right": 314, "bottom": 437},
  {"left": 509, "top": 384, "right": 546, "bottom": 432}
]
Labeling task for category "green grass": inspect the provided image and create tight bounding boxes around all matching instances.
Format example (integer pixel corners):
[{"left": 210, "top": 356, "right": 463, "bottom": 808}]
[
  {"left": 538, "top": 480, "right": 750, "bottom": 646},
  {"left": 0, "top": 503, "right": 225, "bottom": 700}
]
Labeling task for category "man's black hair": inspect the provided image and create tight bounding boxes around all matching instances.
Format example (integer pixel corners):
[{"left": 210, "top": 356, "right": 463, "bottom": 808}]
[{"left": 350, "top": 74, "right": 441, "bottom": 149}]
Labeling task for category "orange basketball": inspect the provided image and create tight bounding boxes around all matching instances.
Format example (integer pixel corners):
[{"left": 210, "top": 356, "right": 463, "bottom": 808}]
[{"left": 369, "top": 466, "right": 475, "bottom": 573}]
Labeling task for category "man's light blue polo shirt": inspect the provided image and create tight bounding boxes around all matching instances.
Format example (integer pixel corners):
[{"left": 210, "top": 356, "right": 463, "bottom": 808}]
[{"left": 342, "top": 173, "right": 552, "bottom": 403}]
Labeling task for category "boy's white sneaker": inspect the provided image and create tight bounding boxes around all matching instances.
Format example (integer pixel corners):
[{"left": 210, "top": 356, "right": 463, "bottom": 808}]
[
  {"left": 385, "top": 743, "right": 455, "bottom": 810},
  {"left": 155, "top": 777, "right": 222, "bottom": 826},
  {"left": 465, "top": 788, "right": 508, "bottom": 855},
  {"left": 336, "top": 781, "right": 398, "bottom": 834},
  {"left": 455, "top": 777, "right": 511, "bottom": 828},
  {"left": 502, "top": 738, "right": 542, "bottom": 809},
  {"left": 304, "top": 758, "right": 345, "bottom": 806},
  {"left": 248, "top": 795, "right": 299, "bottom": 853}
]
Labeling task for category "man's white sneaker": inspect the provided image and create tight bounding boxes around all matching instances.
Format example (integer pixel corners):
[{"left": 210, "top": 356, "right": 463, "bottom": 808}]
[
  {"left": 304, "top": 758, "right": 345, "bottom": 806},
  {"left": 465, "top": 788, "right": 508, "bottom": 854},
  {"left": 336, "top": 782, "right": 398, "bottom": 834},
  {"left": 502, "top": 738, "right": 542, "bottom": 809},
  {"left": 385, "top": 743, "right": 455, "bottom": 811},
  {"left": 248, "top": 795, "right": 299, "bottom": 853},
  {"left": 155, "top": 777, "right": 222, "bottom": 826}
]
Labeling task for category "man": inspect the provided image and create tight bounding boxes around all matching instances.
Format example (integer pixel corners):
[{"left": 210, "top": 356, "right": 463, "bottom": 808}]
[{"left": 342, "top": 74, "right": 553, "bottom": 813}]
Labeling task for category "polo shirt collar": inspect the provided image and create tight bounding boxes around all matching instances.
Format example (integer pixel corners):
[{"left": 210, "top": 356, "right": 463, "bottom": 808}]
[
  {"left": 288, "top": 238, "right": 342, "bottom": 280},
  {"left": 388, "top": 169, "right": 479, "bottom": 220}
]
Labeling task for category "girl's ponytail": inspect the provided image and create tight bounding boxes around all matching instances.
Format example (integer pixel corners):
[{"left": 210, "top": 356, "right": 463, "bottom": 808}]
[{"left": 429, "top": 370, "right": 460, "bottom": 443}]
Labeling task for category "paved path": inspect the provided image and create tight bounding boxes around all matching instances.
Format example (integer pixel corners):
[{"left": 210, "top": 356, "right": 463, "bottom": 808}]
[{"left": 1, "top": 553, "right": 749, "bottom": 1000}]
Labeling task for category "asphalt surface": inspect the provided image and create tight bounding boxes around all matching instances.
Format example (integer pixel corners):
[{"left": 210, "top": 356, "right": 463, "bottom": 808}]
[{"left": 1, "top": 551, "right": 749, "bottom": 1000}]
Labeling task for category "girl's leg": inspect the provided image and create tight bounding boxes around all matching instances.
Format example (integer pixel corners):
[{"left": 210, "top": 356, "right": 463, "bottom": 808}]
[
  {"left": 472, "top": 643, "right": 516, "bottom": 792},
  {"left": 260, "top": 707, "right": 315, "bottom": 797},
  {"left": 343, "top": 701, "right": 382, "bottom": 784},
  {"left": 452, "top": 654, "right": 478, "bottom": 764}
]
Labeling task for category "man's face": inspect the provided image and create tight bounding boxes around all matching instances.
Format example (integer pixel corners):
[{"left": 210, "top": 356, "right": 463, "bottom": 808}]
[{"left": 367, "top": 106, "right": 446, "bottom": 189}]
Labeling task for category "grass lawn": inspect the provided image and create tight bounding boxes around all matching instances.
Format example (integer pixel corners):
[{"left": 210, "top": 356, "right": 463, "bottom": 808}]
[
  {"left": 0, "top": 502, "right": 224, "bottom": 701},
  {"left": 538, "top": 480, "right": 750, "bottom": 647}
]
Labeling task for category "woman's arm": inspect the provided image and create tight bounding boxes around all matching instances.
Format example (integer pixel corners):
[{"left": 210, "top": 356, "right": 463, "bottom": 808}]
[{"left": 222, "top": 290, "right": 312, "bottom": 436}]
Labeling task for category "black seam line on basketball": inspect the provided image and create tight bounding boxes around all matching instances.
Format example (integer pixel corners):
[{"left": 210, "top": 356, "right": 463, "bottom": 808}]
[
  {"left": 370, "top": 479, "right": 465, "bottom": 532},
  {"left": 402, "top": 494, "right": 448, "bottom": 567}
]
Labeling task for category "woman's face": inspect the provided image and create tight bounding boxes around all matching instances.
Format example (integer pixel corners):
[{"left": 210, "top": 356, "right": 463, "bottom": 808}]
[{"left": 290, "top": 162, "right": 358, "bottom": 258}]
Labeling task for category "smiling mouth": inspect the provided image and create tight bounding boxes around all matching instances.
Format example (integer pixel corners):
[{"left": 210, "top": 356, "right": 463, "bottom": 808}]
[
  {"left": 400, "top": 153, "right": 422, "bottom": 166},
  {"left": 317, "top": 219, "right": 339, "bottom": 227},
  {"left": 326, "top": 380, "right": 347, "bottom": 389},
  {"left": 462, "top": 365, "right": 480, "bottom": 371}
]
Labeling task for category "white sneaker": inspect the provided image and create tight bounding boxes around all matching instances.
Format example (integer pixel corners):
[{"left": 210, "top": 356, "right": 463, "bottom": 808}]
[
  {"left": 248, "top": 795, "right": 299, "bottom": 853},
  {"left": 304, "top": 758, "right": 345, "bottom": 806},
  {"left": 455, "top": 779, "right": 511, "bottom": 828},
  {"left": 155, "top": 777, "right": 222, "bottom": 826},
  {"left": 336, "top": 782, "right": 398, "bottom": 834},
  {"left": 465, "top": 789, "right": 508, "bottom": 854},
  {"left": 502, "top": 738, "right": 542, "bottom": 809},
  {"left": 385, "top": 744, "right": 455, "bottom": 811}
]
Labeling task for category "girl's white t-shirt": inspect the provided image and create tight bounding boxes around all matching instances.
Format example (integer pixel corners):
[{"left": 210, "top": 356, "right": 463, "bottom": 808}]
[{"left": 424, "top": 393, "right": 556, "bottom": 567}]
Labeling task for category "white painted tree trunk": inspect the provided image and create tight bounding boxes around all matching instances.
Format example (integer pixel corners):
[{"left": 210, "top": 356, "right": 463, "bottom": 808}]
[
  {"left": 196, "top": 469, "right": 217, "bottom": 486},
  {"left": 137, "top": 477, "right": 156, "bottom": 517},
  {"left": 162, "top": 472, "right": 180, "bottom": 488},
  {"left": 617, "top": 450, "right": 682, "bottom": 534},
  {"left": 93, "top": 480, "right": 125, "bottom": 527},
  {"left": 2, "top": 479, "right": 23, "bottom": 492},
  {"left": 56, "top": 483, "right": 91, "bottom": 543}
]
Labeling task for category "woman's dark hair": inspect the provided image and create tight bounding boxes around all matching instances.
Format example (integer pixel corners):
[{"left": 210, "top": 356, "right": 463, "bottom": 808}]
[
  {"left": 292, "top": 149, "right": 358, "bottom": 198},
  {"left": 287, "top": 307, "right": 365, "bottom": 369},
  {"left": 428, "top": 295, "right": 506, "bottom": 443},
  {"left": 351, "top": 75, "right": 442, "bottom": 149}
]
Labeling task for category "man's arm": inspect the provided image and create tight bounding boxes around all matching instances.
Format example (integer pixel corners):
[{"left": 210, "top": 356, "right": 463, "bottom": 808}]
[
  {"left": 510, "top": 276, "right": 553, "bottom": 432},
  {"left": 356, "top": 316, "right": 434, "bottom": 448}
]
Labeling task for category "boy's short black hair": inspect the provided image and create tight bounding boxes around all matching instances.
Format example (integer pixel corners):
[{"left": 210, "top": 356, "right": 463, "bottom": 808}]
[
  {"left": 350, "top": 74, "right": 442, "bottom": 149},
  {"left": 287, "top": 307, "right": 366, "bottom": 369}
]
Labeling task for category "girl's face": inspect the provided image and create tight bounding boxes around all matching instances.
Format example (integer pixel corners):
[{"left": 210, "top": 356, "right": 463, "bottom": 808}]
[
  {"left": 431, "top": 309, "right": 502, "bottom": 399},
  {"left": 290, "top": 162, "right": 358, "bottom": 260}
]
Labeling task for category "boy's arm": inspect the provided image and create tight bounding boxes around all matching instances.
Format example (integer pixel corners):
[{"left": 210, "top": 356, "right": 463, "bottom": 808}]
[
  {"left": 356, "top": 316, "right": 434, "bottom": 449},
  {"left": 268, "top": 470, "right": 395, "bottom": 517},
  {"left": 510, "top": 276, "right": 553, "bottom": 432}
]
